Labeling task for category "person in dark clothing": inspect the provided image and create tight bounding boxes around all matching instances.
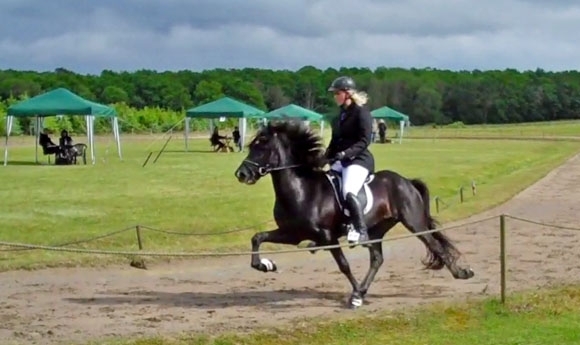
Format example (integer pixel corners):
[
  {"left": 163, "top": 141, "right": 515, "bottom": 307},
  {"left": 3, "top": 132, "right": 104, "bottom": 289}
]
[
  {"left": 378, "top": 120, "right": 387, "bottom": 143},
  {"left": 59, "top": 129, "right": 78, "bottom": 159},
  {"left": 232, "top": 126, "right": 242, "bottom": 152},
  {"left": 39, "top": 129, "right": 60, "bottom": 154},
  {"left": 210, "top": 127, "right": 227, "bottom": 152},
  {"left": 59, "top": 130, "right": 73, "bottom": 148},
  {"left": 325, "top": 76, "right": 375, "bottom": 245}
]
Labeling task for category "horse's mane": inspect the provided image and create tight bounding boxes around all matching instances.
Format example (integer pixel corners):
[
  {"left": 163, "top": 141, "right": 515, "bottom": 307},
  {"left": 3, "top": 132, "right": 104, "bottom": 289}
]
[{"left": 259, "top": 119, "right": 326, "bottom": 170}]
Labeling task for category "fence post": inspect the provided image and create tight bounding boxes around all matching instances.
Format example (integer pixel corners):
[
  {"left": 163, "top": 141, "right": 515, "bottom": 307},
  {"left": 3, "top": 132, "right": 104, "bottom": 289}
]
[
  {"left": 130, "top": 225, "right": 147, "bottom": 270},
  {"left": 434, "top": 196, "right": 440, "bottom": 213},
  {"left": 459, "top": 186, "right": 464, "bottom": 203},
  {"left": 500, "top": 214, "right": 506, "bottom": 304},
  {"left": 471, "top": 180, "right": 477, "bottom": 195},
  {"left": 135, "top": 225, "right": 143, "bottom": 250}
]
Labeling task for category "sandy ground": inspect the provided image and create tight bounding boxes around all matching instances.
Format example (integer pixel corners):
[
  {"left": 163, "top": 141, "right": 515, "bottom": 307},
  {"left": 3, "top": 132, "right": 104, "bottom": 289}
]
[{"left": 2, "top": 153, "right": 580, "bottom": 345}]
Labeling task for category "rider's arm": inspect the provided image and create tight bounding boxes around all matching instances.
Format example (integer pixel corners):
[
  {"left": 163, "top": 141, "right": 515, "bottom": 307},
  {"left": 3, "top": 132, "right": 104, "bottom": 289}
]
[
  {"left": 342, "top": 106, "right": 372, "bottom": 160},
  {"left": 325, "top": 117, "right": 339, "bottom": 158}
]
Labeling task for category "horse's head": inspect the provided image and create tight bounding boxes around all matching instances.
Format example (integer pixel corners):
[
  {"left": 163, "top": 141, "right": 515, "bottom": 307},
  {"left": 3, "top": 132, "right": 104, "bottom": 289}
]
[{"left": 234, "top": 119, "right": 326, "bottom": 185}]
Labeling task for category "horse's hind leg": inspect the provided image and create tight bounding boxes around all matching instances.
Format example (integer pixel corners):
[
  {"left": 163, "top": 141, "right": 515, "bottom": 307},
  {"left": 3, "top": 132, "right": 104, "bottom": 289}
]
[
  {"left": 401, "top": 213, "right": 474, "bottom": 280},
  {"left": 250, "top": 229, "right": 301, "bottom": 273},
  {"left": 359, "top": 219, "right": 398, "bottom": 298}
]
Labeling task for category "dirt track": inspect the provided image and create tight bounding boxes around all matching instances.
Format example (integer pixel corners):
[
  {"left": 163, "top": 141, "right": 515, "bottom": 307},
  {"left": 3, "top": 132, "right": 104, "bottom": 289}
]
[{"left": 2, "top": 153, "right": 580, "bottom": 345}]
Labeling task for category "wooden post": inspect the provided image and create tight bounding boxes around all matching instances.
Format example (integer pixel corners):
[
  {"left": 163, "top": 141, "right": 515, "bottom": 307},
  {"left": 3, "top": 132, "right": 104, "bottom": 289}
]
[
  {"left": 135, "top": 225, "right": 143, "bottom": 250},
  {"left": 500, "top": 214, "right": 506, "bottom": 304}
]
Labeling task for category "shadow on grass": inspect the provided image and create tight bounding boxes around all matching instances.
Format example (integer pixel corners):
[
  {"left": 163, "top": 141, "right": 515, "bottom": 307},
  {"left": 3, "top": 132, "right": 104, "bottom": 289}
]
[{"left": 0, "top": 160, "right": 48, "bottom": 166}]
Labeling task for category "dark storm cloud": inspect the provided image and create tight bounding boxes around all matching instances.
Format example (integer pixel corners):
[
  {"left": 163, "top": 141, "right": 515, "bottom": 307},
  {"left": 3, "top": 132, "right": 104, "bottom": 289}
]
[{"left": 0, "top": 0, "right": 578, "bottom": 74}]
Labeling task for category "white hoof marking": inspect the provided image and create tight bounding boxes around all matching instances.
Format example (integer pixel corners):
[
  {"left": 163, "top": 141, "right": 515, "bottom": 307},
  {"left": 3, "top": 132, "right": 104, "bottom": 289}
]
[
  {"left": 350, "top": 297, "right": 363, "bottom": 307},
  {"left": 260, "top": 258, "right": 275, "bottom": 271}
]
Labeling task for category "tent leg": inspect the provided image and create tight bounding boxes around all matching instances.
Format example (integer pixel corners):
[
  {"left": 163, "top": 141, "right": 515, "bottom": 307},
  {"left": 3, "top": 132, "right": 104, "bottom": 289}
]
[
  {"left": 239, "top": 118, "right": 246, "bottom": 152},
  {"left": 113, "top": 117, "right": 122, "bottom": 160},
  {"left": 90, "top": 116, "right": 96, "bottom": 164},
  {"left": 35, "top": 116, "right": 42, "bottom": 164},
  {"left": 85, "top": 115, "right": 91, "bottom": 162},
  {"left": 399, "top": 120, "right": 404, "bottom": 144},
  {"left": 3, "top": 115, "right": 14, "bottom": 166},
  {"left": 184, "top": 117, "right": 190, "bottom": 152}
]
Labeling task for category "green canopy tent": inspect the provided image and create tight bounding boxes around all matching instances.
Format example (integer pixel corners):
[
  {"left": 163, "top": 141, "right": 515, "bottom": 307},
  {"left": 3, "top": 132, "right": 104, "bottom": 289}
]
[
  {"left": 3, "top": 88, "right": 122, "bottom": 165},
  {"left": 184, "top": 96, "right": 266, "bottom": 151},
  {"left": 370, "top": 106, "right": 411, "bottom": 144},
  {"left": 262, "top": 103, "right": 326, "bottom": 136}
]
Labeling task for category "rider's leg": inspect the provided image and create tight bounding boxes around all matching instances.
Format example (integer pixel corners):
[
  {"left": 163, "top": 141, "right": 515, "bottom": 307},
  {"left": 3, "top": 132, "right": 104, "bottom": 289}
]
[{"left": 342, "top": 164, "right": 369, "bottom": 243}]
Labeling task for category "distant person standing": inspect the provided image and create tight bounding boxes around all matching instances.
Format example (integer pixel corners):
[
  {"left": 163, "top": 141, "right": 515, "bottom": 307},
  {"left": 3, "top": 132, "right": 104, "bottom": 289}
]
[
  {"left": 232, "top": 126, "right": 242, "bottom": 152},
  {"left": 378, "top": 120, "right": 387, "bottom": 143}
]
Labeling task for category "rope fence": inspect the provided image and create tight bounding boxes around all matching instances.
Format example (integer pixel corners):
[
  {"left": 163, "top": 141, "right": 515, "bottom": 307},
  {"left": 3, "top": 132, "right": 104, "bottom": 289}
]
[
  {"left": 2, "top": 213, "right": 580, "bottom": 306},
  {"left": 3, "top": 177, "right": 579, "bottom": 304}
]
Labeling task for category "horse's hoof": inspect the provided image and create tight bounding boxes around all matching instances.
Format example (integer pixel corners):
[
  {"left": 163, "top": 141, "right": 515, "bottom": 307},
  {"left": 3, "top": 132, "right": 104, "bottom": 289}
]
[
  {"left": 455, "top": 268, "right": 475, "bottom": 280},
  {"left": 259, "top": 258, "right": 277, "bottom": 273},
  {"left": 348, "top": 294, "right": 363, "bottom": 309}
]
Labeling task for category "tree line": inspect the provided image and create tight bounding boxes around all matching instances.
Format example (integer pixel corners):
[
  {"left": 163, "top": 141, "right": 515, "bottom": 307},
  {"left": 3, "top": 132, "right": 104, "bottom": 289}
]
[{"left": 1, "top": 66, "right": 579, "bottom": 135}]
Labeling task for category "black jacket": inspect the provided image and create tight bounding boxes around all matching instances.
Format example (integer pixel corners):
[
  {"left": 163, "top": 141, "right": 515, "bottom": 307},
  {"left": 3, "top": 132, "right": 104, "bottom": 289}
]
[{"left": 326, "top": 103, "right": 375, "bottom": 172}]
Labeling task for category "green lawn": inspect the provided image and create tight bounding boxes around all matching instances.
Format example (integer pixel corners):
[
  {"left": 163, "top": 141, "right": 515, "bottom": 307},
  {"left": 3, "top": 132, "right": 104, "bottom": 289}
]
[
  {"left": 405, "top": 119, "right": 580, "bottom": 139},
  {"left": 1, "top": 129, "right": 579, "bottom": 271},
  {"left": 105, "top": 285, "right": 580, "bottom": 345}
]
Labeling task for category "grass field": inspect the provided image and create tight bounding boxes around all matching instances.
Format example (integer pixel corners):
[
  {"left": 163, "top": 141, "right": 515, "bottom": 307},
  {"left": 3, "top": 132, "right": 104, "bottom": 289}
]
[
  {"left": 1, "top": 120, "right": 580, "bottom": 271},
  {"left": 100, "top": 285, "right": 580, "bottom": 345},
  {"left": 405, "top": 119, "right": 580, "bottom": 139},
  {"left": 2, "top": 120, "right": 580, "bottom": 345}
]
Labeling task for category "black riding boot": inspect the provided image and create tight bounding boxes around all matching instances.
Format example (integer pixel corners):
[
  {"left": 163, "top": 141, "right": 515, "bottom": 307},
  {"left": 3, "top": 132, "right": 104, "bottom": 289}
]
[{"left": 345, "top": 192, "right": 369, "bottom": 244}]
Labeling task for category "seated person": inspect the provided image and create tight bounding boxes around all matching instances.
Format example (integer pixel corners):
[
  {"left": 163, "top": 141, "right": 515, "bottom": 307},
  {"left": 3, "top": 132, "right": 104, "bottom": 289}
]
[
  {"left": 232, "top": 126, "right": 241, "bottom": 152},
  {"left": 39, "top": 129, "right": 60, "bottom": 154},
  {"left": 60, "top": 130, "right": 77, "bottom": 155},
  {"left": 59, "top": 130, "right": 78, "bottom": 155},
  {"left": 210, "top": 128, "right": 227, "bottom": 151}
]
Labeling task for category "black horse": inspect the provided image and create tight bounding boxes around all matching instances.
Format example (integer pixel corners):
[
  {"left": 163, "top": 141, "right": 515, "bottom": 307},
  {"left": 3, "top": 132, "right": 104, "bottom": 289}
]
[{"left": 234, "top": 120, "right": 474, "bottom": 308}]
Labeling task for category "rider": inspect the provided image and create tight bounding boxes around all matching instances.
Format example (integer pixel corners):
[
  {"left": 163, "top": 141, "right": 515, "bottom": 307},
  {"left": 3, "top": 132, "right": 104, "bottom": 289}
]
[{"left": 325, "top": 76, "right": 375, "bottom": 245}]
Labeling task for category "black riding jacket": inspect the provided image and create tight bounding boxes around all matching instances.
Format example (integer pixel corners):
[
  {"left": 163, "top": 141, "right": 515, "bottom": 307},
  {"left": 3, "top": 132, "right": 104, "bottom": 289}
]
[{"left": 326, "top": 102, "right": 375, "bottom": 172}]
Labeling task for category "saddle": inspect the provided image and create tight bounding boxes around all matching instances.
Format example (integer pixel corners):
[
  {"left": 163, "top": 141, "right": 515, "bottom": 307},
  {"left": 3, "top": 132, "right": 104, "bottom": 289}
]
[{"left": 325, "top": 170, "right": 375, "bottom": 216}]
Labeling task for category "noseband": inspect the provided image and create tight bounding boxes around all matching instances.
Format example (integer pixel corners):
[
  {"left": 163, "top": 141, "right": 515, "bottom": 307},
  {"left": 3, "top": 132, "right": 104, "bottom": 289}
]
[{"left": 243, "top": 159, "right": 301, "bottom": 176}]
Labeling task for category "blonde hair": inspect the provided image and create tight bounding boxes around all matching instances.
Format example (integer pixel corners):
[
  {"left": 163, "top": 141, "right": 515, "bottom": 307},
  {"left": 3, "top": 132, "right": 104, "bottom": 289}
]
[{"left": 348, "top": 90, "right": 369, "bottom": 106}]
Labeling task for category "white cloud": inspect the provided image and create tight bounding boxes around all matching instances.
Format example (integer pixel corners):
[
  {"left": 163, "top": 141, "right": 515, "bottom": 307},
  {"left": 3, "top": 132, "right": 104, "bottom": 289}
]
[{"left": 0, "top": 0, "right": 578, "bottom": 73}]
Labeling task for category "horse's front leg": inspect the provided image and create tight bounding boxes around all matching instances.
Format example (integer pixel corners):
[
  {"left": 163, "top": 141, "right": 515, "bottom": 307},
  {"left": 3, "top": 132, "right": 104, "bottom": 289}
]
[
  {"left": 251, "top": 229, "right": 300, "bottom": 273},
  {"left": 329, "top": 245, "right": 363, "bottom": 309}
]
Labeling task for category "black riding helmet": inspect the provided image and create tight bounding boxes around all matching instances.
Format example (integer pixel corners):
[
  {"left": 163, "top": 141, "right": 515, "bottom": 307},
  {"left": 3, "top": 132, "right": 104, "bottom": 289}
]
[{"left": 327, "top": 76, "right": 356, "bottom": 92}]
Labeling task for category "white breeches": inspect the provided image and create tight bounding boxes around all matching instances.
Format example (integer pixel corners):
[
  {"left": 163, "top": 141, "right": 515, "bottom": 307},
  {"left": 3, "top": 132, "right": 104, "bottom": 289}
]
[{"left": 330, "top": 161, "right": 369, "bottom": 199}]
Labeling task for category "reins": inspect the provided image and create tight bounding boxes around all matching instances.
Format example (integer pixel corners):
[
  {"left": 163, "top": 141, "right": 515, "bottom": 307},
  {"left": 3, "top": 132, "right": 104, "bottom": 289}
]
[{"left": 242, "top": 159, "right": 302, "bottom": 176}]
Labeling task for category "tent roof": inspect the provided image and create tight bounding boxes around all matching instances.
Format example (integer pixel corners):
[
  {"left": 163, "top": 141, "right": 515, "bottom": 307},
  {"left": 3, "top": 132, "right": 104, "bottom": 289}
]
[
  {"left": 263, "top": 104, "right": 324, "bottom": 121},
  {"left": 371, "top": 106, "right": 409, "bottom": 122},
  {"left": 7, "top": 88, "right": 117, "bottom": 117},
  {"left": 186, "top": 96, "right": 265, "bottom": 118}
]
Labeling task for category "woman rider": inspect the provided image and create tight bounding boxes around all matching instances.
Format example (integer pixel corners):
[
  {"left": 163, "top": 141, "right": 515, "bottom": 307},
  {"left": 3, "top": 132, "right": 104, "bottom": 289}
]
[{"left": 325, "top": 76, "right": 375, "bottom": 245}]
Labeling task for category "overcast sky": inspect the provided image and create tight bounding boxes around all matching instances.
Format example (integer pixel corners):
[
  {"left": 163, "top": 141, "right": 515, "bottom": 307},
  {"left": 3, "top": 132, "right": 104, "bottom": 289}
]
[{"left": 0, "top": 0, "right": 578, "bottom": 75}]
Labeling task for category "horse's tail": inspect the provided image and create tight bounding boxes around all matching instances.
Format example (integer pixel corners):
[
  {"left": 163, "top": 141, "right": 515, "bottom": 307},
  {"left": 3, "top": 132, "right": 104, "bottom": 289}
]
[
  {"left": 410, "top": 178, "right": 460, "bottom": 270},
  {"left": 410, "top": 179, "right": 438, "bottom": 230}
]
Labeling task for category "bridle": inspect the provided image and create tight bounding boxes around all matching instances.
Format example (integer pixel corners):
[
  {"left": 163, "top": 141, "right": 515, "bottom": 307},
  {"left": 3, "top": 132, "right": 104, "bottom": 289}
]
[{"left": 242, "top": 159, "right": 301, "bottom": 176}]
